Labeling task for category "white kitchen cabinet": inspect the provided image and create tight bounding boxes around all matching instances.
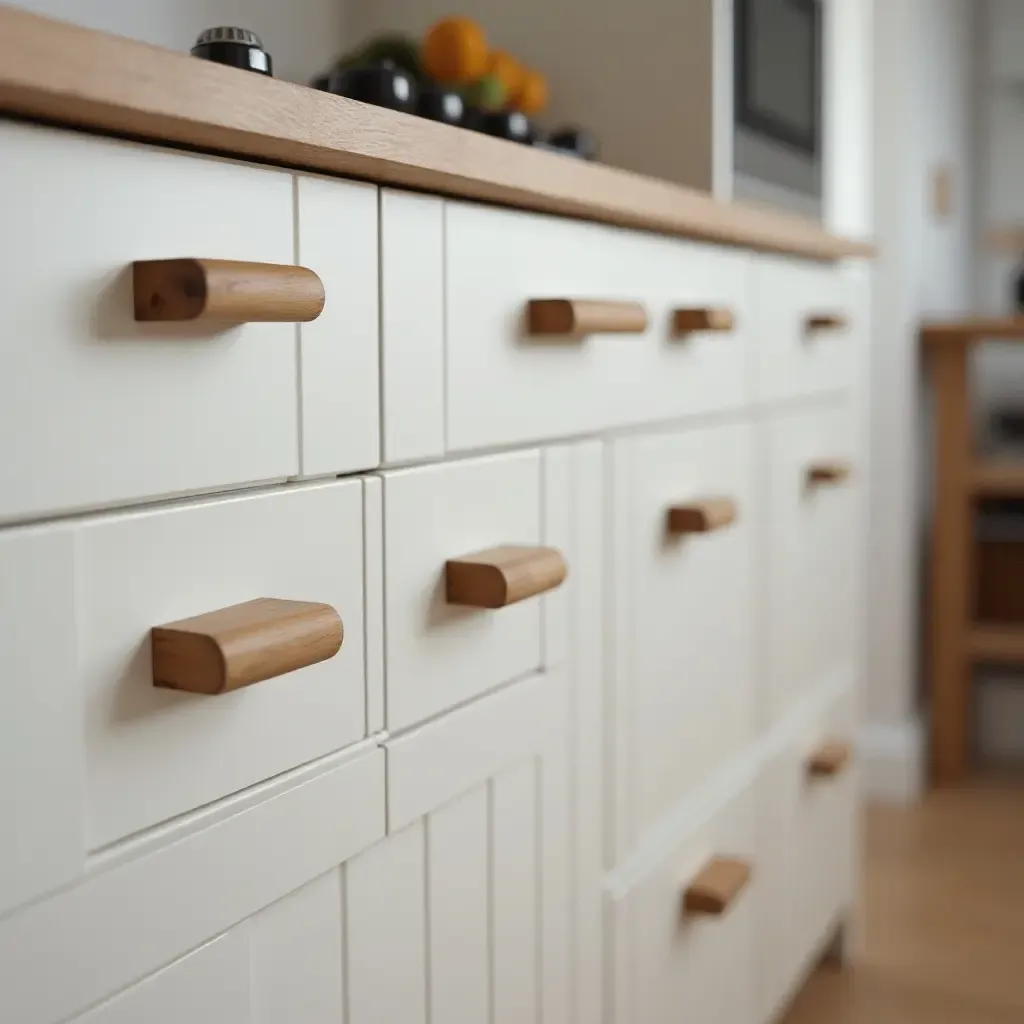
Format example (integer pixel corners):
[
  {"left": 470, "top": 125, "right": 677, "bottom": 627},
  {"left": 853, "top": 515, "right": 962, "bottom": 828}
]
[{"left": 0, "top": 75, "right": 868, "bottom": 1024}]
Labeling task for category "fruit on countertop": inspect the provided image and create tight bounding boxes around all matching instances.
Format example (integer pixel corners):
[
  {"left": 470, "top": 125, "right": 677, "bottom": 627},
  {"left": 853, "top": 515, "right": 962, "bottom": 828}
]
[
  {"left": 462, "top": 73, "right": 507, "bottom": 112},
  {"left": 512, "top": 67, "right": 548, "bottom": 114},
  {"left": 422, "top": 16, "right": 488, "bottom": 83},
  {"left": 484, "top": 49, "right": 524, "bottom": 99}
]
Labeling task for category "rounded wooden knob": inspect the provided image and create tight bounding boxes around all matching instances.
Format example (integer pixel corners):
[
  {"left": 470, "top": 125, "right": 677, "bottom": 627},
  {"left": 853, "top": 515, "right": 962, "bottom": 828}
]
[
  {"left": 445, "top": 545, "right": 568, "bottom": 608},
  {"left": 133, "top": 258, "right": 325, "bottom": 323},
  {"left": 527, "top": 298, "right": 648, "bottom": 337},
  {"left": 807, "top": 461, "right": 853, "bottom": 486},
  {"left": 683, "top": 856, "right": 752, "bottom": 916},
  {"left": 805, "top": 313, "right": 849, "bottom": 333},
  {"left": 151, "top": 597, "right": 343, "bottom": 694},
  {"left": 672, "top": 307, "right": 735, "bottom": 335},
  {"left": 666, "top": 497, "right": 737, "bottom": 535},
  {"left": 807, "top": 740, "right": 852, "bottom": 778}
]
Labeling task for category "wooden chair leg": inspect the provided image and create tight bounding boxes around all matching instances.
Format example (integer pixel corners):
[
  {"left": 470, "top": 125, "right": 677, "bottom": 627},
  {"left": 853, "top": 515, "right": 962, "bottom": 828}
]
[{"left": 929, "top": 343, "right": 972, "bottom": 785}]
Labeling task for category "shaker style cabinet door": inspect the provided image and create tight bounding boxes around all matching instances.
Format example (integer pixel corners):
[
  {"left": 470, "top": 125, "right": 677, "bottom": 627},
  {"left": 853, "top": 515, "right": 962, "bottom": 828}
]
[
  {"left": 607, "top": 783, "right": 759, "bottom": 1024},
  {"left": 444, "top": 202, "right": 751, "bottom": 453},
  {"left": 608, "top": 422, "right": 757, "bottom": 860},
  {"left": 0, "top": 121, "right": 301, "bottom": 522},
  {"left": 0, "top": 479, "right": 372, "bottom": 866},
  {"left": 764, "top": 404, "right": 859, "bottom": 721}
]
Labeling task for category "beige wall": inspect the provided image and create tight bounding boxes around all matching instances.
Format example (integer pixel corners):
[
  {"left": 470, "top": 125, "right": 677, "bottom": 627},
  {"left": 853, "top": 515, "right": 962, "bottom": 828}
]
[
  {"left": 12, "top": 0, "right": 346, "bottom": 84},
  {"left": 348, "top": 0, "right": 720, "bottom": 190}
]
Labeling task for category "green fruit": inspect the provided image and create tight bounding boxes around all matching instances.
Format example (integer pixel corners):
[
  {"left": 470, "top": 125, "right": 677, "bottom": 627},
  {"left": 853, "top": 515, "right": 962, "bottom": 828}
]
[
  {"left": 463, "top": 73, "right": 507, "bottom": 111},
  {"left": 350, "top": 34, "right": 422, "bottom": 80}
]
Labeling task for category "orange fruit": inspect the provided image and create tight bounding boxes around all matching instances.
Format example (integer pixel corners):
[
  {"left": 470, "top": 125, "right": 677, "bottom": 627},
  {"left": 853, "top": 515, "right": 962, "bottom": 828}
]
[
  {"left": 422, "top": 16, "right": 488, "bottom": 83},
  {"left": 512, "top": 67, "right": 548, "bottom": 114},
  {"left": 485, "top": 50, "right": 525, "bottom": 100}
]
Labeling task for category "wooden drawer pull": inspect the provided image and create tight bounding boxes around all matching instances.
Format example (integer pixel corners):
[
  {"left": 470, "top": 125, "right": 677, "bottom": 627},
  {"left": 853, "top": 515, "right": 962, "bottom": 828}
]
[
  {"left": 672, "top": 307, "right": 735, "bottom": 335},
  {"left": 684, "top": 857, "right": 752, "bottom": 916},
  {"left": 805, "top": 313, "right": 848, "bottom": 332},
  {"left": 807, "top": 740, "right": 853, "bottom": 778},
  {"left": 667, "top": 497, "right": 737, "bottom": 535},
  {"left": 527, "top": 298, "right": 648, "bottom": 337},
  {"left": 133, "top": 258, "right": 325, "bottom": 323},
  {"left": 446, "top": 545, "right": 568, "bottom": 609},
  {"left": 152, "top": 597, "right": 343, "bottom": 695},
  {"left": 807, "top": 460, "right": 853, "bottom": 486}
]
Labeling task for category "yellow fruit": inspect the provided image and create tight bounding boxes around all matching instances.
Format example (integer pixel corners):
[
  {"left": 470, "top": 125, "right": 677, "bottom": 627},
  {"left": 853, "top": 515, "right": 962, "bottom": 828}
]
[
  {"left": 512, "top": 67, "right": 548, "bottom": 114},
  {"left": 422, "top": 16, "right": 488, "bottom": 83},
  {"left": 485, "top": 50, "right": 524, "bottom": 99}
]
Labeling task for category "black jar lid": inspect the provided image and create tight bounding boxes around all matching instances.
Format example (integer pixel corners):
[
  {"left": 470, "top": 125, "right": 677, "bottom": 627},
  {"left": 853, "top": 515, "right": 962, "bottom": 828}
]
[{"left": 191, "top": 27, "right": 273, "bottom": 76}]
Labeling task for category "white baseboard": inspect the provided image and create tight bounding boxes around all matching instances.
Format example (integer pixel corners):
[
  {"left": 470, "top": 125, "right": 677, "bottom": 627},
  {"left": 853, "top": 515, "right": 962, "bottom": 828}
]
[{"left": 858, "top": 718, "right": 925, "bottom": 803}]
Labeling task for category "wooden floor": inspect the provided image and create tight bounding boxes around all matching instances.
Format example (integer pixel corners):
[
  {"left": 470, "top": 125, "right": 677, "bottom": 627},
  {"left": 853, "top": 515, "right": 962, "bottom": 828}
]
[{"left": 783, "top": 780, "right": 1024, "bottom": 1023}]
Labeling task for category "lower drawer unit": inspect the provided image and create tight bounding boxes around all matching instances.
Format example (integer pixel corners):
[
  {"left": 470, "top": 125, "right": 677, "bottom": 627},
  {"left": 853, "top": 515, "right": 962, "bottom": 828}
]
[
  {"left": 381, "top": 448, "right": 570, "bottom": 731},
  {"left": 765, "top": 403, "right": 860, "bottom": 722},
  {"left": 608, "top": 421, "right": 757, "bottom": 861},
  {"left": 757, "top": 683, "right": 858, "bottom": 1022},
  {"left": 608, "top": 782, "right": 759, "bottom": 1024},
  {"left": 369, "top": 671, "right": 573, "bottom": 1024},
  {"left": 0, "top": 479, "right": 374, "bottom": 912},
  {"left": 0, "top": 748, "right": 386, "bottom": 1024}
]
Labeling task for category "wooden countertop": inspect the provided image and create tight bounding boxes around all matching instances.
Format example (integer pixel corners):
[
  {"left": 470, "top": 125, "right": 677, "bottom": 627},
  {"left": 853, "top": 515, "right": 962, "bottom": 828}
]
[
  {"left": 921, "top": 317, "right": 1024, "bottom": 345},
  {"left": 0, "top": 6, "right": 874, "bottom": 262}
]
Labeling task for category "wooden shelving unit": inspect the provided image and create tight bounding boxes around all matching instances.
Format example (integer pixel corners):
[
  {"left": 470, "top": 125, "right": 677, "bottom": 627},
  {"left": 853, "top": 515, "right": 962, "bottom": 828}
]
[{"left": 922, "top": 318, "right": 1024, "bottom": 785}]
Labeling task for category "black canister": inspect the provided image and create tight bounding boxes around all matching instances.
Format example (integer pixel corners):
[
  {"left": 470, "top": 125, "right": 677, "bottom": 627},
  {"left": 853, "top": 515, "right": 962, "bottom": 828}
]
[{"left": 191, "top": 27, "right": 273, "bottom": 76}]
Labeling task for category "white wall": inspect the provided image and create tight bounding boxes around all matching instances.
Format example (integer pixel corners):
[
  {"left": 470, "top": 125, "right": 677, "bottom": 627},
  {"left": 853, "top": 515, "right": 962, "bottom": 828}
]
[
  {"left": 863, "top": 0, "right": 976, "bottom": 800},
  {"left": 12, "top": 0, "right": 346, "bottom": 84}
]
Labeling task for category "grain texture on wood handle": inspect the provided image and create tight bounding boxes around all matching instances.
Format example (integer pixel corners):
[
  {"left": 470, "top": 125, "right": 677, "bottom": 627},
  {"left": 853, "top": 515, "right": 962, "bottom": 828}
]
[
  {"left": 672, "top": 307, "right": 735, "bottom": 335},
  {"left": 805, "top": 313, "right": 849, "bottom": 332},
  {"left": 666, "top": 497, "right": 738, "bottom": 535},
  {"left": 133, "top": 258, "right": 325, "bottom": 323},
  {"left": 446, "top": 545, "right": 568, "bottom": 609},
  {"left": 152, "top": 597, "right": 343, "bottom": 695},
  {"left": 807, "top": 460, "right": 853, "bottom": 486},
  {"left": 807, "top": 740, "right": 853, "bottom": 778},
  {"left": 527, "top": 298, "right": 648, "bottom": 337},
  {"left": 683, "top": 857, "right": 752, "bottom": 916}
]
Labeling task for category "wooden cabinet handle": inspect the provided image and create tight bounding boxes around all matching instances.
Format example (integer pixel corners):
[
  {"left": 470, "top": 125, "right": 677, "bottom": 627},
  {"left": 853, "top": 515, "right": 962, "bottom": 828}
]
[
  {"left": 667, "top": 497, "right": 738, "bottom": 535},
  {"left": 683, "top": 857, "right": 752, "bottom": 916},
  {"left": 807, "top": 740, "right": 853, "bottom": 778},
  {"left": 807, "top": 460, "right": 853, "bottom": 486},
  {"left": 805, "top": 313, "right": 848, "bottom": 332},
  {"left": 527, "top": 298, "right": 648, "bottom": 337},
  {"left": 672, "top": 307, "right": 735, "bottom": 335},
  {"left": 133, "top": 258, "right": 325, "bottom": 323},
  {"left": 152, "top": 597, "right": 343, "bottom": 695},
  {"left": 446, "top": 545, "right": 568, "bottom": 609}
]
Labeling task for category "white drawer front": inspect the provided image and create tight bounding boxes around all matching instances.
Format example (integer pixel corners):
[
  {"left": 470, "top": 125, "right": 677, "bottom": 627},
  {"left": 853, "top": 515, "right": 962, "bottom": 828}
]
[
  {"left": 349, "top": 685, "right": 571, "bottom": 1024},
  {"left": 609, "top": 784, "right": 758, "bottom": 1024},
  {"left": 752, "top": 256, "right": 859, "bottom": 401},
  {"left": 0, "top": 749, "right": 385, "bottom": 1024},
  {"left": 609, "top": 423, "right": 757, "bottom": 860},
  {"left": 382, "top": 449, "right": 567, "bottom": 731},
  {"left": 445, "top": 202, "right": 749, "bottom": 452},
  {"left": 0, "top": 481, "right": 370, "bottom": 857},
  {"left": 0, "top": 121, "right": 301, "bottom": 522},
  {"left": 757, "top": 684, "right": 858, "bottom": 1022},
  {"left": 766, "top": 405, "right": 858, "bottom": 720}
]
